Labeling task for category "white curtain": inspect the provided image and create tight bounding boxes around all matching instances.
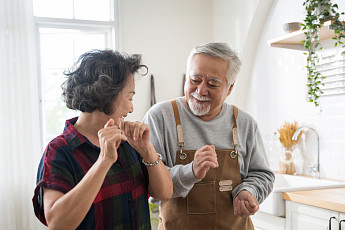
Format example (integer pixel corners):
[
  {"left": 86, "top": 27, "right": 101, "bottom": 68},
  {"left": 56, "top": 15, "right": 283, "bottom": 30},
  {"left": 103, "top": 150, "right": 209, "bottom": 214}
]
[{"left": 0, "top": 0, "right": 47, "bottom": 229}]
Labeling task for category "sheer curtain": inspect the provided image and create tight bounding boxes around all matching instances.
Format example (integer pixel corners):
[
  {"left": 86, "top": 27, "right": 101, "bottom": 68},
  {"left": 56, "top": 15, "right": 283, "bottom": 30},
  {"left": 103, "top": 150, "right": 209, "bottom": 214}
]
[{"left": 0, "top": 0, "right": 46, "bottom": 229}]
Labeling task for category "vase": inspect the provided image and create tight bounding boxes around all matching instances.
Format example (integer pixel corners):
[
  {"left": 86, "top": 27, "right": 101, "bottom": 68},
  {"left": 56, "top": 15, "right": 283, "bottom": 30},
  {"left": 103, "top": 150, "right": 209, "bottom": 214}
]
[{"left": 279, "top": 147, "right": 296, "bottom": 175}]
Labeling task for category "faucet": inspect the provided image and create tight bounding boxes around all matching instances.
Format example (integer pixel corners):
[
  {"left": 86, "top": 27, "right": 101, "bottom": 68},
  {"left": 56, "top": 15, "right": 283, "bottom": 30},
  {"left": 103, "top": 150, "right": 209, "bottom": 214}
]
[{"left": 292, "top": 126, "right": 320, "bottom": 179}]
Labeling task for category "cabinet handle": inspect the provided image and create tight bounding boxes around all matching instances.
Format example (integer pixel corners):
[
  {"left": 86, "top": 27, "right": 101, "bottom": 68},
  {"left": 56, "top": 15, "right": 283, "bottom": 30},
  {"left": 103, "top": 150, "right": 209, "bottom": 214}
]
[
  {"left": 329, "top": 216, "right": 337, "bottom": 230},
  {"left": 340, "top": 219, "right": 345, "bottom": 230}
]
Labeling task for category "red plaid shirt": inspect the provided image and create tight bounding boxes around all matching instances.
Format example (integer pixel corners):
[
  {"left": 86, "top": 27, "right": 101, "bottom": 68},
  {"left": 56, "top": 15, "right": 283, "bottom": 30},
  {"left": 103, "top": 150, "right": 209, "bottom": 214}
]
[{"left": 32, "top": 117, "right": 151, "bottom": 230}]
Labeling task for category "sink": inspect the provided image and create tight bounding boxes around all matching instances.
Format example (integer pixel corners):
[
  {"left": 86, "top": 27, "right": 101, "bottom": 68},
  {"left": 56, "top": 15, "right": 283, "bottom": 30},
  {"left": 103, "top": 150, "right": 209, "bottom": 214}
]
[{"left": 259, "top": 174, "right": 345, "bottom": 216}]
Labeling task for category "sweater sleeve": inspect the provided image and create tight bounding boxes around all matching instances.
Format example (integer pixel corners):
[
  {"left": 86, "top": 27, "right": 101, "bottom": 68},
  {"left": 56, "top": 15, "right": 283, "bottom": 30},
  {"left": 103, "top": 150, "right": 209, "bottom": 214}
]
[
  {"left": 231, "top": 122, "right": 275, "bottom": 204},
  {"left": 142, "top": 103, "right": 200, "bottom": 199}
]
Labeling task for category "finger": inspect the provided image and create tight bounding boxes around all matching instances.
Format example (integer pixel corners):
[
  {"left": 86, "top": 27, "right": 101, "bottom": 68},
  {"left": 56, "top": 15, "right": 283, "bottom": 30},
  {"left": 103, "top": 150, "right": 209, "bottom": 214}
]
[
  {"left": 234, "top": 206, "right": 240, "bottom": 217},
  {"left": 210, "top": 145, "right": 215, "bottom": 150},
  {"left": 240, "top": 200, "right": 250, "bottom": 216},
  {"left": 245, "top": 194, "right": 259, "bottom": 210},
  {"left": 200, "top": 156, "right": 218, "bottom": 167},
  {"left": 199, "top": 160, "right": 217, "bottom": 169},
  {"left": 104, "top": 119, "right": 114, "bottom": 128},
  {"left": 196, "top": 153, "right": 218, "bottom": 166},
  {"left": 133, "top": 123, "right": 141, "bottom": 141},
  {"left": 233, "top": 198, "right": 240, "bottom": 216},
  {"left": 246, "top": 200, "right": 259, "bottom": 215},
  {"left": 197, "top": 145, "right": 214, "bottom": 152},
  {"left": 108, "top": 132, "right": 127, "bottom": 148},
  {"left": 195, "top": 149, "right": 217, "bottom": 158},
  {"left": 247, "top": 201, "right": 259, "bottom": 214},
  {"left": 123, "top": 121, "right": 130, "bottom": 137},
  {"left": 115, "top": 136, "right": 126, "bottom": 148},
  {"left": 250, "top": 199, "right": 259, "bottom": 208},
  {"left": 244, "top": 200, "right": 252, "bottom": 213},
  {"left": 138, "top": 124, "right": 149, "bottom": 139},
  {"left": 118, "top": 118, "right": 124, "bottom": 131},
  {"left": 196, "top": 146, "right": 217, "bottom": 159}
]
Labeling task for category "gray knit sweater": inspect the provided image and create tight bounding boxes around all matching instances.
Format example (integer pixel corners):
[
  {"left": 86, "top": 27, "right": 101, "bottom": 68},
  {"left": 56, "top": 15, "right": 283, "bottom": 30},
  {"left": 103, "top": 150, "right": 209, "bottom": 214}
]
[{"left": 142, "top": 97, "right": 274, "bottom": 204}]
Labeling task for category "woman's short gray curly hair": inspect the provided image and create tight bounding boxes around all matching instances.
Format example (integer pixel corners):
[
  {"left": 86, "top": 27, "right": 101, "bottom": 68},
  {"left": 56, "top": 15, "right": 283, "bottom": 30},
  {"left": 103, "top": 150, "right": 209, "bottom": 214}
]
[
  {"left": 61, "top": 49, "right": 147, "bottom": 115},
  {"left": 186, "top": 42, "right": 242, "bottom": 87}
]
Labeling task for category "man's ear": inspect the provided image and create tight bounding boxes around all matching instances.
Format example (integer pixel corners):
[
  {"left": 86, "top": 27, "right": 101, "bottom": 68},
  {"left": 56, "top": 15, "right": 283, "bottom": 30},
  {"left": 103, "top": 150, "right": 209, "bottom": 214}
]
[{"left": 227, "top": 83, "right": 235, "bottom": 96}]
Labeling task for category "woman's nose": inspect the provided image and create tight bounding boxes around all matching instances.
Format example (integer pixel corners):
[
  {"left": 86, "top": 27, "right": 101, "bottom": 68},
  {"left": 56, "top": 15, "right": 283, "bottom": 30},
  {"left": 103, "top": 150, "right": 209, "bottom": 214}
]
[{"left": 129, "top": 103, "right": 134, "bottom": 113}]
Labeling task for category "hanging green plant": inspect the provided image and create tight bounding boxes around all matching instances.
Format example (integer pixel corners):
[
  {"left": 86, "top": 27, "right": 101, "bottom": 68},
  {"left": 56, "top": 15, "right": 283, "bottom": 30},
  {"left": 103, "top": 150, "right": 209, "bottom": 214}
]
[{"left": 301, "top": 0, "right": 345, "bottom": 107}]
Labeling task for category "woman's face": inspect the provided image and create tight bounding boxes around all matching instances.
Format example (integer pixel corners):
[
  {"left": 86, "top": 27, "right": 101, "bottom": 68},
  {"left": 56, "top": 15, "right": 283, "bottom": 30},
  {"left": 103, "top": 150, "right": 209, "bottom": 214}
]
[{"left": 112, "top": 76, "right": 135, "bottom": 121}]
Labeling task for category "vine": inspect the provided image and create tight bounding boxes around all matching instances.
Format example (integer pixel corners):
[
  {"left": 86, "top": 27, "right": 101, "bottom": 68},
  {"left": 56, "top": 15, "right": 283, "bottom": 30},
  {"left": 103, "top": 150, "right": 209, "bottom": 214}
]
[{"left": 301, "top": 0, "right": 345, "bottom": 107}]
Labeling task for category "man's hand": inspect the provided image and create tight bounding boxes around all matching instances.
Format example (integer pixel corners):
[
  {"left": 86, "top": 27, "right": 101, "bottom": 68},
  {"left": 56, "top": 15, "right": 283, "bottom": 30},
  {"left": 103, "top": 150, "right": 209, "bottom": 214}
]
[
  {"left": 192, "top": 145, "right": 218, "bottom": 180},
  {"left": 233, "top": 190, "right": 259, "bottom": 217}
]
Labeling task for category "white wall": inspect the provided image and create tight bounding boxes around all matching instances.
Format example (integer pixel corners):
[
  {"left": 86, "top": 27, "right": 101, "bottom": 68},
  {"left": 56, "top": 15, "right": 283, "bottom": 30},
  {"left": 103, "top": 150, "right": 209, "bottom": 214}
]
[
  {"left": 213, "top": 0, "right": 274, "bottom": 108},
  {"left": 118, "top": 0, "right": 213, "bottom": 121}
]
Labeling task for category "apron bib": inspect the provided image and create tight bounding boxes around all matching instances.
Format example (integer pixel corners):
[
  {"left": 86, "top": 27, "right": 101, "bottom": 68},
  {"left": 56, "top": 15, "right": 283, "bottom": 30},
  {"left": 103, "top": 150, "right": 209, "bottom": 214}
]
[{"left": 158, "top": 100, "right": 254, "bottom": 230}]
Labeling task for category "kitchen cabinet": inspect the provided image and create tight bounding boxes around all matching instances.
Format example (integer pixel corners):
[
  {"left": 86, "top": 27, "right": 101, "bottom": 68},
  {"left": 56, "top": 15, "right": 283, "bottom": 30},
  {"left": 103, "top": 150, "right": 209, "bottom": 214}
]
[
  {"left": 286, "top": 201, "right": 345, "bottom": 230},
  {"left": 251, "top": 211, "right": 285, "bottom": 230},
  {"left": 336, "top": 212, "right": 345, "bottom": 230}
]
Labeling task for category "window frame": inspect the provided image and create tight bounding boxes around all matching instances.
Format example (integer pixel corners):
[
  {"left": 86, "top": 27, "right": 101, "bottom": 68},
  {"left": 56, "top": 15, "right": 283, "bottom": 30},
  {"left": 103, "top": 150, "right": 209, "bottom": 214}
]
[{"left": 33, "top": 0, "right": 120, "bottom": 151}]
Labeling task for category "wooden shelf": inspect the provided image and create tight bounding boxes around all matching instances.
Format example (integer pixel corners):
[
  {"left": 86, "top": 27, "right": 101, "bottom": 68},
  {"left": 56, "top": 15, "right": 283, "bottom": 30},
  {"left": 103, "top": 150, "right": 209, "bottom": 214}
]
[{"left": 267, "top": 21, "right": 334, "bottom": 50}]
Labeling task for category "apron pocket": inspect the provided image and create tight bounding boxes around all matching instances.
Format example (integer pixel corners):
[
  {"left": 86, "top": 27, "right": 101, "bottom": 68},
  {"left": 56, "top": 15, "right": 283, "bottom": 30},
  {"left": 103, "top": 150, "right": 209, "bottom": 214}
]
[{"left": 187, "top": 181, "right": 216, "bottom": 214}]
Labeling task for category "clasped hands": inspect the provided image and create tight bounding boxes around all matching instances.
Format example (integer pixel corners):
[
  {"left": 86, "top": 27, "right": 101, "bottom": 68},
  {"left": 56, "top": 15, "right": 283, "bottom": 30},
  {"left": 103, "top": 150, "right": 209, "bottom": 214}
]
[
  {"left": 97, "top": 118, "right": 152, "bottom": 164},
  {"left": 192, "top": 145, "right": 259, "bottom": 217}
]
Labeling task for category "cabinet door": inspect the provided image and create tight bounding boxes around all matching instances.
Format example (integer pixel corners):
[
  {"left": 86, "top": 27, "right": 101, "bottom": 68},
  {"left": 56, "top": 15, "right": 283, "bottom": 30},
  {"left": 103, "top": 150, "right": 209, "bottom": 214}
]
[
  {"left": 340, "top": 212, "right": 345, "bottom": 230},
  {"left": 286, "top": 201, "right": 332, "bottom": 230}
]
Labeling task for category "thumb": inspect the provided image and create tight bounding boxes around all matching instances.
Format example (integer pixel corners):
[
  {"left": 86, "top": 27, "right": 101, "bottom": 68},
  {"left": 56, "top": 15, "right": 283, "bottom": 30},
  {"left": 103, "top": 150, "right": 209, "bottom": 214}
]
[
  {"left": 250, "top": 199, "right": 258, "bottom": 208},
  {"left": 118, "top": 118, "right": 124, "bottom": 131},
  {"left": 104, "top": 119, "right": 114, "bottom": 128}
]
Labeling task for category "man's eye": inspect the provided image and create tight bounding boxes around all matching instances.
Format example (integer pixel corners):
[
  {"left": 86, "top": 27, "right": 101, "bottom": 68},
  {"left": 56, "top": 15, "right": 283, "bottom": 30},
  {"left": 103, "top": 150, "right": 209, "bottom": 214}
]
[
  {"left": 191, "top": 79, "right": 200, "bottom": 83},
  {"left": 208, "top": 83, "right": 220, "bottom": 88}
]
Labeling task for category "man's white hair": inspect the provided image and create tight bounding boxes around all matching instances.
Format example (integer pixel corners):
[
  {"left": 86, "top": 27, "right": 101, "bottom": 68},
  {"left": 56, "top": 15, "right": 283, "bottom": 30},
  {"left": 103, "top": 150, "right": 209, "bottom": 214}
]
[{"left": 186, "top": 42, "right": 242, "bottom": 87}]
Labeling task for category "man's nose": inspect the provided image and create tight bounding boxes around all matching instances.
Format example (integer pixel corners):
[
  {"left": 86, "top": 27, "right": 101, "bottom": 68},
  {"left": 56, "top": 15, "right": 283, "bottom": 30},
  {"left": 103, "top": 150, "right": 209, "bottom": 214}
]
[
  {"left": 129, "top": 103, "right": 134, "bottom": 113},
  {"left": 197, "top": 82, "right": 208, "bottom": 95}
]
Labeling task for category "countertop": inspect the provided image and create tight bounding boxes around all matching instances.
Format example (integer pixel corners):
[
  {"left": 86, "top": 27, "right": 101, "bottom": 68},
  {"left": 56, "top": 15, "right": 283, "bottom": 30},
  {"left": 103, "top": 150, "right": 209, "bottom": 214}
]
[{"left": 283, "top": 187, "right": 345, "bottom": 213}]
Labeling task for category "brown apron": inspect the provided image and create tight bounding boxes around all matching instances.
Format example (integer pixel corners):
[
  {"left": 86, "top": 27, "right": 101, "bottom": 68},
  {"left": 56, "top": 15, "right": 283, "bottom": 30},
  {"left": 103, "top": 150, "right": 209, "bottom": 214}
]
[{"left": 158, "top": 100, "right": 254, "bottom": 230}]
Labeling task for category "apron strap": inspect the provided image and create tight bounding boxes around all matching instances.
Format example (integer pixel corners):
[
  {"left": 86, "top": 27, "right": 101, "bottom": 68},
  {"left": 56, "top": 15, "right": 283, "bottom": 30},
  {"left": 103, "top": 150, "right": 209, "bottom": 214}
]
[
  {"left": 171, "top": 100, "right": 239, "bottom": 150},
  {"left": 171, "top": 100, "right": 185, "bottom": 149},
  {"left": 233, "top": 106, "right": 239, "bottom": 147}
]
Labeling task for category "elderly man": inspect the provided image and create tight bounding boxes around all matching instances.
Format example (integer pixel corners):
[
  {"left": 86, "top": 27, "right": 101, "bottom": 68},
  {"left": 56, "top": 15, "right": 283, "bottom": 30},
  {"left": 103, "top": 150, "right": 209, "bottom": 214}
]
[{"left": 143, "top": 42, "right": 274, "bottom": 230}]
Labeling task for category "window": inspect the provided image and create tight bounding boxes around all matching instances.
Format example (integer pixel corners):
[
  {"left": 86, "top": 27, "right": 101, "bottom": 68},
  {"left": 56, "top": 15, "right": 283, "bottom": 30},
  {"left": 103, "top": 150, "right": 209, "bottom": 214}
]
[
  {"left": 34, "top": 0, "right": 118, "bottom": 147},
  {"left": 317, "top": 48, "right": 345, "bottom": 97}
]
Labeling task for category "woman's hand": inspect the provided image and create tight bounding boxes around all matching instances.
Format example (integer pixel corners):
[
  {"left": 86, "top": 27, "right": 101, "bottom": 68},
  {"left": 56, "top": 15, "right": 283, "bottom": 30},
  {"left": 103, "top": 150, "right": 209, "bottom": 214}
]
[
  {"left": 120, "top": 119, "right": 151, "bottom": 157},
  {"left": 98, "top": 119, "right": 127, "bottom": 163}
]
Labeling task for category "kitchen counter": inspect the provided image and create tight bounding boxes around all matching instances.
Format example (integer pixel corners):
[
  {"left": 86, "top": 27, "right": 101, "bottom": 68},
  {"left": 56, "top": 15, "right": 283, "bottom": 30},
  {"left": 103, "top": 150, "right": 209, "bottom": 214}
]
[{"left": 283, "top": 187, "right": 345, "bottom": 213}]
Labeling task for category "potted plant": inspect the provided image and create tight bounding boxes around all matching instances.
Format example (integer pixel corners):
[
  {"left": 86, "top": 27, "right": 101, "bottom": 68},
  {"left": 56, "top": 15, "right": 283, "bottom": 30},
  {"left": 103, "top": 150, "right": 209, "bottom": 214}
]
[{"left": 301, "top": 0, "right": 345, "bottom": 107}]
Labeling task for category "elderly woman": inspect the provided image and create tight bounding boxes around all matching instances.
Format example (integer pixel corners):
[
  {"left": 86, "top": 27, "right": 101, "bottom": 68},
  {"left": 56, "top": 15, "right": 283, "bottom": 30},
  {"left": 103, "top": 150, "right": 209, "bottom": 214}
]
[{"left": 32, "top": 49, "right": 172, "bottom": 230}]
